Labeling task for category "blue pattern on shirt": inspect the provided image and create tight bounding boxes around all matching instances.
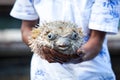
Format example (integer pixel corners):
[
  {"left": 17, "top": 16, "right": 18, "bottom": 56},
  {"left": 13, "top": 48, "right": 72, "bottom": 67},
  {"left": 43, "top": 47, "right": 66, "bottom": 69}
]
[
  {"left": 29, "top": 0, "right": 41, "bottom": 4},
  {"left": 103, "top": 0, "right": 119, "bottom": 18},
  {"left": 35, "top": 69, "right": 46, "bottom": 76},
  {"left": 29, "top": 0, "right": 32, "bottom": 3}
]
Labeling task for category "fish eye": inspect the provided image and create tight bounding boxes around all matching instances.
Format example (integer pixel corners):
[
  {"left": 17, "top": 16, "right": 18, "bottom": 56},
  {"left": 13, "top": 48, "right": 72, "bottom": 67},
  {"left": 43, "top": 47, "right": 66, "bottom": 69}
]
[
  {"left": 47, "top": 33, "right": 56, "bottom": 40},
  {"left": 71, "top": 32, "right": 78, "bottom": 40}
]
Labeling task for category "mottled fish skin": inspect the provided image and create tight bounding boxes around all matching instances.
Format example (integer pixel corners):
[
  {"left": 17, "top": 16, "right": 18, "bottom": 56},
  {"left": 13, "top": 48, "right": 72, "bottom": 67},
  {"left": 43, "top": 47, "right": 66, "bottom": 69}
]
[{"left": 29, "top": 21, "right": 84, "bottom": 57}]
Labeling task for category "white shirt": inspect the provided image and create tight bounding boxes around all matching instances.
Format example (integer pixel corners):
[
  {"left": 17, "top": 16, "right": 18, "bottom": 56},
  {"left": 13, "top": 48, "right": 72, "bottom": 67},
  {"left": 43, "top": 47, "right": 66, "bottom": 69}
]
[{"left": 10, "top": 0, "right": 120, "bottom": 80}]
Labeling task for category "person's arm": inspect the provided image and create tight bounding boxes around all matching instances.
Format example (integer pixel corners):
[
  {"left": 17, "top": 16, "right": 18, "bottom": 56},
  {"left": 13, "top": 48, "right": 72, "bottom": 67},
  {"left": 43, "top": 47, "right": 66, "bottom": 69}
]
[
  {"left": 21, "top": 20, "right": 38, "bottom": 45},
  {"left": 77, "top": 30, "right": 106, "bottom": 61}
]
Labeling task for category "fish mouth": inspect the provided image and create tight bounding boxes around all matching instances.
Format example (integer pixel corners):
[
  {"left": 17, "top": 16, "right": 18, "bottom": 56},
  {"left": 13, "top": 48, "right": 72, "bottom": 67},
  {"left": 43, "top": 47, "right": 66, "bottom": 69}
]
[
  {"left": 58, "top": 46, "right": 70, "bottom": 51},
  {"left": 58, "top": 47, "right": 69, "bottom": 51},
  {"left": 54, "top": 43, "right": 71, "bottom": 51}
]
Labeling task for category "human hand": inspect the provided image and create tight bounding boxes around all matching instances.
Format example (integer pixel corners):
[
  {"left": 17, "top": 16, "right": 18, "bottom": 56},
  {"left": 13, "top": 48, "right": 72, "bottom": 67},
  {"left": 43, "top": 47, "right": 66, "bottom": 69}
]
[
  {"left": 39, "top": 47, "right": 82, "bottom": 64},
  {"left": 77, "top": 42, "right": 101, "bottom": 61},
  {"left": 77, "top": 30, "right": 106, "bottom": 61}
]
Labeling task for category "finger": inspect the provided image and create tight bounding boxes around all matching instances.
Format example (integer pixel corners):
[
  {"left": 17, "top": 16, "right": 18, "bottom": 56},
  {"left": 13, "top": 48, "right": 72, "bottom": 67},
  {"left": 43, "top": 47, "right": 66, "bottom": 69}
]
[
  {"left": 45, "top": 55, "right": 54, "bottom": 62},
  {"left": 51, "top": 49, "right": 72, "bottom": 62},
  {"left": 45, "top": 48, "right": 65, "bottom": 63},
  {"left": 50, "top": 50, "right": 66, "bottom": 62},
  {"left": 77, "top": 48, "right": 85, "bottom": 57},
  {"left": 42, "top": 48, "right": 63, "bottom": 63},
  {"left": 45, "top": 53, "right": 64, "bottom": 63},
  {"left": 53, "top": 57, "right": 64, "bottom": 64},
  {"left": 70, "top": 57, "right": 83, "bottom": 64},
  {"left": 44, "top": 53, "right": 56, "bottom": 63},
  {"left": 39, "top": 47, "right": 46, "bottom": 58},
  {"left": 50, "top": 49, "right": 60, "bottom": 55},
  {"left": 40, "top": 47, "right": 56, "bottom": 62},
  {"left": 50, "top": 49, "right": 69, "bottom": 58},
  {"left": 42, "top": 47, "right": 51, "bottom": 54},
  {"left": 43, "top": 47, "right": 75, "bottom": 63},
  {"left": 77, "top": 48, "right": 83, "bottom": 54}
]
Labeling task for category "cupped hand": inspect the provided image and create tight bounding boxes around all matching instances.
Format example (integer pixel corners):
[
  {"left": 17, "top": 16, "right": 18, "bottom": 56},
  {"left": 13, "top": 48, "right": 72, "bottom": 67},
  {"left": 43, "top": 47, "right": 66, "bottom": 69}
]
[
  {"left": 77, "top": 30, "right": 106, "bottom": 61},
  {"left": 39, "top": 47, "right": 83, "bottom": 64}
]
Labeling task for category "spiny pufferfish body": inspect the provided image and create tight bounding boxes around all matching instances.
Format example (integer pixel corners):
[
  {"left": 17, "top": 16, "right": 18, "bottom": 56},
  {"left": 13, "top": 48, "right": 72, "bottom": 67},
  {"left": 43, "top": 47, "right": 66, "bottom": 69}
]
[{"left": 29, "top": 21, "right": 84, "bottom": 57}]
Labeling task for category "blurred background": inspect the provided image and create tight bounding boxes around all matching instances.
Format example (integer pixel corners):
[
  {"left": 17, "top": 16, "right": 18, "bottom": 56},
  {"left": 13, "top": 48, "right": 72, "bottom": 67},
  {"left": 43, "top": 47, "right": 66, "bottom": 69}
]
[
  {"left": 0, "top": 0, "right": 32, "bottom": 80},
  {"left": 0, "top": 0, "right": 120, "bottom": 80}
]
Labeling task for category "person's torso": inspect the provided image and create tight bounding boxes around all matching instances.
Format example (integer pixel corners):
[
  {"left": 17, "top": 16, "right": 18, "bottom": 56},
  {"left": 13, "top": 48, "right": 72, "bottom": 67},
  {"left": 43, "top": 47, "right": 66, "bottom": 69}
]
[
  {"left": 31, "top": 0, "right": 115, "bottom": 77},
  {"left": 32, "top": 0, "right": 95, "bottom": 34}
]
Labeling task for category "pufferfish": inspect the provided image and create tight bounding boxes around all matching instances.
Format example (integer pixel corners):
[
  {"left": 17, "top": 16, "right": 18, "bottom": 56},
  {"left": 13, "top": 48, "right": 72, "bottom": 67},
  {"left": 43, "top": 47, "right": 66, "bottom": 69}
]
[{"left": 28, "top": 21, "right": 85, "bottom": 58}]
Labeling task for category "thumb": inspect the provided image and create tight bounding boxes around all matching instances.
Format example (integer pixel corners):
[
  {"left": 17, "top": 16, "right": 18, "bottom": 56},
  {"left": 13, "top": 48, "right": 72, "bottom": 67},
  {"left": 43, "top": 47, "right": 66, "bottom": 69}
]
[{"left": 77, "top": 48, "right": 85, "bottom": 57}]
